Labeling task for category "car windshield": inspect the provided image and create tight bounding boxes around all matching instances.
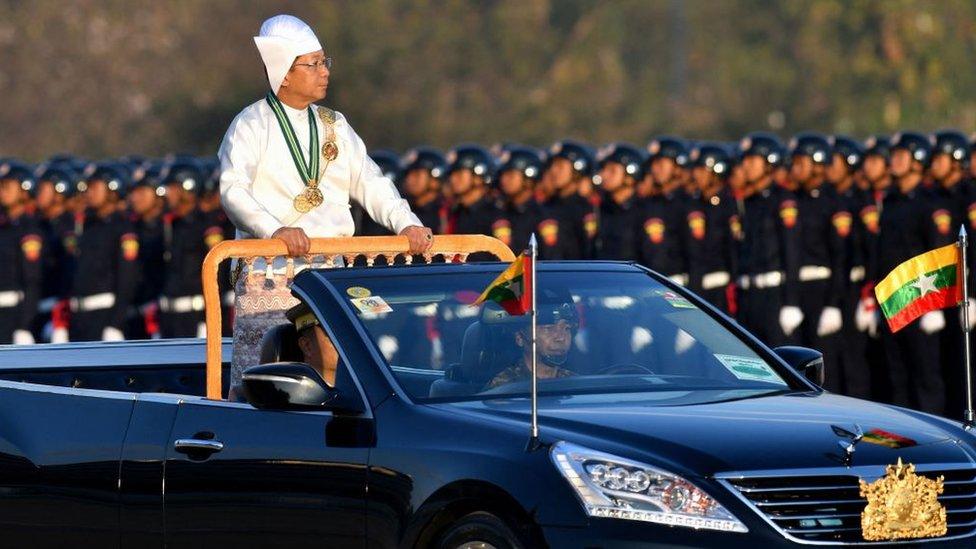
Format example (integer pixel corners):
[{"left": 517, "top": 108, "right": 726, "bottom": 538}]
[{"left": 331, "top": 267, "right": 798, "bottom": 402}]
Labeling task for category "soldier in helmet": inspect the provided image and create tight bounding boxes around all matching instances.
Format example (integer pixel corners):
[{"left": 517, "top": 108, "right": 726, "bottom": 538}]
[
  {"left": 736, "top": 132, "right": 803, "bottom": 347},
  {"left": 444, "top": 144, "right": 504, "bottom": 247},
  {"left": 157, "top": 161, "right": 225, "bottom": 338},
  {"left": 594, "top": 143, "right": 645, "bottom": 261},
  {"left": 826, "top": 136, "right": 873, "bottom": 398},
  {"left": 875, "top": 132, "right": 951, "bottom": 415},
  {"left": 125, "top": 163, "right": 166, "bottom": 339},
  {"left": 494, "top": 145, "right": 569, "bottom": 258},
  {"left": 636, "top": 137, "right": 692, "bottom": 286},
  {"left": 31, "top": 165, "right": 81, "bottom": 342},
  {"left": 68, "top": 163, "right": 138, "bottom": 341},
  {"left": 685, "top": 143, "right": 738, "bottom": 313},
  {"left": 928, "top": 130, "right": 975, "bottom": 416},
  {"left": 196, "top": 156, "right": 236, "bottom": 336},
  {"left": 789, "top": 133, "right": 847, "bottom": 392},
  {"left": 542, "top": 140, "right": 597, "bottom": 259},
  {"left": 401, "top": 147, "right": 447, "bottom": 233},
  {"left": 0, "top": 161, "right": 42, "bottom": 345}
]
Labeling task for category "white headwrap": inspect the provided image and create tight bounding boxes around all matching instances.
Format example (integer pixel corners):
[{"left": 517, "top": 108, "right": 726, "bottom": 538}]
[{"left": 253, "top": 14, "right": 323, "bottom": 94}]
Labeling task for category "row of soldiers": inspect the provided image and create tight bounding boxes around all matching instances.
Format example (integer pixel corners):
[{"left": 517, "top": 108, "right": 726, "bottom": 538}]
[
  {"left": 2, "top": 130, "right": 974, "bottom": 417},
  {"left": 359, "top": 131, "right": 976, "bottom": 419},
  {"left": 0, "top": 155, "right": 233, "bottom": 344}
]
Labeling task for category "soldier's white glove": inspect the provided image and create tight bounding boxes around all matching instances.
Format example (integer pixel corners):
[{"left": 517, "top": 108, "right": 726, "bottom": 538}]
[
  {"left": 919, "top": 311, "right": 946, "bottom": 335},
  {"left": 102, "top": 327, "right": 125, "bottom": 341},
  {"left": 779, "top": 306, "right": 804, "bottom": 337},
  {"left": 816, "top": 307, "right": 843, "bottom": 337},
  {"left": 196, "top": 322, "right": 207, "bottom": 339},
  {"left": 855, "top": 297, "right": 879, "bottom": 337},
  {"left": 50, "top": 327, "right": 69, "bottom": 344},
  {"left": 12, "top": 330, "right": 34, "bottom": 345},
  {"left": 965, "top": 298, "right": 976, "bottom": 331}
]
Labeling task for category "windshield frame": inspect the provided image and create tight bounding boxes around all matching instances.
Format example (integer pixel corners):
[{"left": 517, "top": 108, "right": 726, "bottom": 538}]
[{"left": 310, "top": 261, "right": 820, "bottom": 405}]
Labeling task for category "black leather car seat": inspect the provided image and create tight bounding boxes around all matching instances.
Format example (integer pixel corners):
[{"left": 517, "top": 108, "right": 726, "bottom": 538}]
[{"left": 259, "top": 323, "right": 304, "bottom": 364}]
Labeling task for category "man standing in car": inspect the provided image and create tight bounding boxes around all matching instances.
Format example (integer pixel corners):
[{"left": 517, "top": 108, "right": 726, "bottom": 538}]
[{"left": 218, "top": 14, "right": 432, "bottom": 383}]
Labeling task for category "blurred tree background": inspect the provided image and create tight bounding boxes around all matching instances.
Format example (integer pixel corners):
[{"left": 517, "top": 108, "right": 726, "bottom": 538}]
[{"left": 2, "top": 0, "right": 976, "bottom": 160}]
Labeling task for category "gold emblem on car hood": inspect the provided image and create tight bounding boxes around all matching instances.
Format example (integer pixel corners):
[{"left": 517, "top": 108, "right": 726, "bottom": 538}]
[{"left": 859, "top": 458, "right": 947, "bottom": 541}]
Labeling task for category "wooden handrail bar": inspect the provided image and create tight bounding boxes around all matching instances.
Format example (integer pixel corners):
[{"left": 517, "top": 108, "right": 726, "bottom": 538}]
[{"left": 202, "top": 235, "right": 516, "bottom": 399}]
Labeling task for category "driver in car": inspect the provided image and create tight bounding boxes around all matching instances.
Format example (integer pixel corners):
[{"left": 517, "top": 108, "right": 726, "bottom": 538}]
[
  {"left": 485, "top": 291, "right": 578, "bottom": 390},
  {"left": 286, "top": 302, "right": 340, "bottom": 386}
]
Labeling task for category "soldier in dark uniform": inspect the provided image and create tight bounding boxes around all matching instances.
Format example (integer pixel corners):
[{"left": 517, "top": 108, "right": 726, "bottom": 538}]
[
  {"left": 789, "top": 133, "right": 847, "bottom": 392},
  {"left": 636, "top": 137, "right": 691, "bottom": 285},
  {"left": 736, "top": 133, "right": 803, "bottom": 348},
  {"left": 686, "top": 143, "right": 737, "bottom": 313},
  {"left": 69, "top": 164, "right": 138, "bottom": 341},
  {"left": 826, "top": 135, "right": 873, "bottom": 398},
  {"left": 877, "top": 132, "right": 951, "bottom": 415},
  {"left": 542, "top": 140, "right": 597, "bottom": 259},
  {"left": 444, "top": 144, "right": 503, "bottom": 241},
  {"left": 0, "top": 161, "right": 42, "bottom": 345},
  {"left": 927, "top": 130, "right": 975, "bottom": 417},
  {"left": 594, "top": 143, "right": 645, "bottom": 261},
  {"left": 494, "top": 146, "right": 571, "bottom": 259},
  {"left": 400, "top": 147, "right": 447, "bottom": 233},
  {"left": 30, "top": 165, "right": 79, "bottom": 342},
  {"left": 126, "top": 163, "right": 166, "bottom": 339},
  {"left": 198, "top": 156, "right": 236, "bottom": 336},
  {"left": 158, "top": 161, "right": 225, "bottom": 338}
]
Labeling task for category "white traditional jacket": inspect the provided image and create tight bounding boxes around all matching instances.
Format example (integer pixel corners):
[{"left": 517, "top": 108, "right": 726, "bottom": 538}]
[{"left": 218, "top": 98, "right": 420, "bottom": 240}]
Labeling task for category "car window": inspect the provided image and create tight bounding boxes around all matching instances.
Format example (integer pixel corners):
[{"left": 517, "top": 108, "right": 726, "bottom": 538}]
[{"left": 331, "top": 270, "right": 796, "bottom": 402}]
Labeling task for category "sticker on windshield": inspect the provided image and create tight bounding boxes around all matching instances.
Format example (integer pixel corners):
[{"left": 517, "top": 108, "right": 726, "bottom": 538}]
[
  {"left": 653, "top": 289, "right": 695, "bottom": 309},
  {"left": 346, "top": 286, "right": 372, "bottom": 298},
  {"left": 715, "top": 355, "right": 786, "bottom": 385},
  {"left": 351, "top": 295, "right": 393, "bottom": 314}
]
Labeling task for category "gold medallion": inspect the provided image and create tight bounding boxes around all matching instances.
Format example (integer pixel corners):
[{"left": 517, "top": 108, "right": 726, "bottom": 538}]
[
  {"left": 293, "top": 192, "right": 312, "bottom": 213},
  {"left": 306, "top": 187, "right": 323, "bottom": 207},
  {"left": 322, "top": 141, "right": 339, "bottom": 161},
  {"left": 859, "top": 458, "right": 947, "bottom": 541}
]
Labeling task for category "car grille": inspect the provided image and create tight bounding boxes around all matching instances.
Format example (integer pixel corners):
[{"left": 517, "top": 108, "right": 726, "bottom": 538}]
[{"left": 720, "top": 465, "right": 976, "bottom": 544}]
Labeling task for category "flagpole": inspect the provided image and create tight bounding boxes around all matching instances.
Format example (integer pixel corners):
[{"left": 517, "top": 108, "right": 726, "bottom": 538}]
[
  {"left": 529, "top": 234, "right": 540, "bottom": 443},
  {"left": 960, "top": 226, "right": 974, "bottom": 428}
]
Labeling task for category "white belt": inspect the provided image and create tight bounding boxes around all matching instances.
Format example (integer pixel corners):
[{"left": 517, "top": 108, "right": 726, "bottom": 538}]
[
  {"left": 850, "top": 266, "right": 866, "bottom": 283},
  {"left": 70, "top": 292, "right": 115, "bottom": 312},
  {"left": 159, "top": 295, "right": 205, "bottom": 313},
  {"left": 738, "top": 271, "right": 783, "bottom": 290},
  {"left": 0, "top": 290, "right": 24, "bottom": 308},
  {"left": 799, "top": 265, "right": 832, "bottom": 282},
  {"left": 669, "top": 273, "right": 689, "bottom": 286},
  {"left": 702, "top": 271, "right": 731, "bottom": 291}
]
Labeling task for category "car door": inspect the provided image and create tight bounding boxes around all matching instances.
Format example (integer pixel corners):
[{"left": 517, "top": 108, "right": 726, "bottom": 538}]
[
  {"left": 163, "top": 396, "right": 371, "bottom": 548},
  {"left": 0, "top": 382, "right": 134, "bottom": 548}
]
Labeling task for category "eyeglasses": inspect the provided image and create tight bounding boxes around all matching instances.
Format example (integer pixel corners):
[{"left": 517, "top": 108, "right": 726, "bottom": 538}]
[{"left": 293, "top": 57, "right": 333, "bottom": 71}]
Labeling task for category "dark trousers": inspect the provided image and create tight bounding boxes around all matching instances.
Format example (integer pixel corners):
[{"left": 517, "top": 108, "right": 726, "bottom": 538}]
[
  {"left": 798, "top": 280, "right": 841, "bottom": 392},
  {"left": 69, "top": 310, "right": 113, "bottom": 341},
  {"left": 739, "top": 287, "right": 793, "bottom": 348},
  {"left": 160, "top": 311, "right": 204, "bottom": 339},
  {"left": 700, "top": 287, "right": 731, "bottom": 316},
  {"left": 838, "top": 287, "right": 872, "bottom": 399},
  {"left": 881, "top": 321, "right": 945, "bottom": 415}
]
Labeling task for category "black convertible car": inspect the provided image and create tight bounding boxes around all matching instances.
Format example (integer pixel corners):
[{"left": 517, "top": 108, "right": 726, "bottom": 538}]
[{"left": 2, "top": 259, "right": 976, "bottom": 548}]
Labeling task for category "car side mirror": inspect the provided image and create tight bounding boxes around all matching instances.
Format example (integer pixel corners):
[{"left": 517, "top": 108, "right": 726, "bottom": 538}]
[
  {"left": 242, "top": 362, "right": 362, "bottom": 413},
  {"left": 773, "top": 346, "right": 825, "bottom": 387}
]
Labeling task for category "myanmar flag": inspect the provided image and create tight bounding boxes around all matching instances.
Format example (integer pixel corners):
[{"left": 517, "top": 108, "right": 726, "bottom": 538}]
[
  {"left": 875, "top": 243, "right": 962, "bottom": 333},
  {"left": 472, "top": 252, "right": 533, "bottom": 316}
]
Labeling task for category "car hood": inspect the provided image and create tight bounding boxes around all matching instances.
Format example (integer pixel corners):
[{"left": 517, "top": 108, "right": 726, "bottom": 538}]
[{"left": 434, "top": 390, "right": 976, "bottom": 474}]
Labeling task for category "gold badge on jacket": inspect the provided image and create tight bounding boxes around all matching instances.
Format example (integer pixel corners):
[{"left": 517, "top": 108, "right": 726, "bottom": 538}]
[{"left": 859, "top": 458, "right": 947, "bottom": 541}]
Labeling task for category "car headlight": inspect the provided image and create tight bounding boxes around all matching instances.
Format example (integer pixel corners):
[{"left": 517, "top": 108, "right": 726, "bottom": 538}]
[{"left": 550, "top": 441, "right": 748, "bottom": 533}]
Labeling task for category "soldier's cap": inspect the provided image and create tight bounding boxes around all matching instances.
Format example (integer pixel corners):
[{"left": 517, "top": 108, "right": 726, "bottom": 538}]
[{"left": 286, "top": 302, "right": 320, "bottom": 333}]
